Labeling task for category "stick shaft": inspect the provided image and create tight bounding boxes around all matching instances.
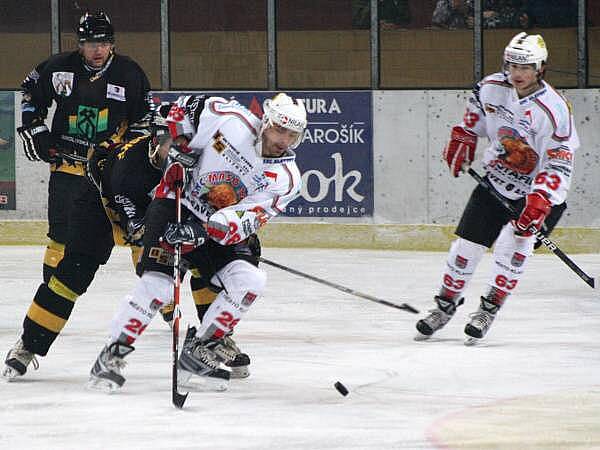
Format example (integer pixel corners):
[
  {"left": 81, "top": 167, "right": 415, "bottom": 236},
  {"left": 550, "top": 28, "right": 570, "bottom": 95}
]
[
  {"left": 172, "top": 184, "right": 188, "bottom": 408},
  {"left": 259, "top": 257, "right": 419, "bottom": 313}
]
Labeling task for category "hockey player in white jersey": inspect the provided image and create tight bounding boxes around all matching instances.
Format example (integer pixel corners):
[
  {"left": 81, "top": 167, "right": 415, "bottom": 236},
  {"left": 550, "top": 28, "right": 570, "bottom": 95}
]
[
  {"left": 88, "top": 93, "right": 307, "bottom": 391},
  {"left": 415, "top": 32, "right": 579, "bottom": 344}
]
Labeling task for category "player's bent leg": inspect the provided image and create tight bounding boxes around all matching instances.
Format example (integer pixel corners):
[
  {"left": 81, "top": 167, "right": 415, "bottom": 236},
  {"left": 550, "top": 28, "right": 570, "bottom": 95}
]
[
  {"left": 415, "top": 238, "right": 486, "bottom": 340},
  {"left": 179, "top": 260, "right": 266, "bottom": 389},
  {"left": 464, "top": 223, "right": 535, "bottom": 345},
  {"left": 189, "top": 272, "right": 251, "bottom": 378},
  {"left": 4, "top": 253, "right": 100, "bottom": 380},
  {"left": 88, "top": 271, "right": 172, "bottom": 392}
]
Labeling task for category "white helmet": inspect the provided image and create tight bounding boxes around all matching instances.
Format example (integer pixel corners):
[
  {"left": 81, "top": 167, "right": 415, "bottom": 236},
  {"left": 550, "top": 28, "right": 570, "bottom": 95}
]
[
  {"left": 261, "top": 93, "right": 307, "bottom": 150},
  {"left": 504, "top": 32, "right": 548, "bottom": 70}
]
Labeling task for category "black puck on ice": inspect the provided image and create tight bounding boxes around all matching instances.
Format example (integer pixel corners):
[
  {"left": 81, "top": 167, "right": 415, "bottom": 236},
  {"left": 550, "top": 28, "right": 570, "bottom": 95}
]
[{"left": 334, "top": 381, "right": 349, "bottom": 396}]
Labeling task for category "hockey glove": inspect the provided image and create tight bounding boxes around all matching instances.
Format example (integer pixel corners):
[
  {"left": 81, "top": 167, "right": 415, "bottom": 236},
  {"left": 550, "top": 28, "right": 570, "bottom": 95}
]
[
  {"left": 86, "top": 144, "right": 111, "bottom": 191},
  {"left": 247, "top": 234, "right": 262, "bottom": 258},
  {"left": 443, "top": 126, "right": 477, "bottom": 177},
  {"left": 514, "top": 191, "right": 551, "bottom": 236},
  {"left": 17, "top": 123, "right": 56, "bottom": 163},
  {"left": 123, "top": 218, "right": 145, "bottom": 247},
  {"left": 160, "top": 216, "right": 207, "bottom": 254}
]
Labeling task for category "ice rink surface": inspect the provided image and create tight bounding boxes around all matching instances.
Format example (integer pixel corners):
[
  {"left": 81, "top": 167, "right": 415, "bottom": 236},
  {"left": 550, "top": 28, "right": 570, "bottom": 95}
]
[{"left": 1, "top": 246, "right": 599, "bottom": 449}]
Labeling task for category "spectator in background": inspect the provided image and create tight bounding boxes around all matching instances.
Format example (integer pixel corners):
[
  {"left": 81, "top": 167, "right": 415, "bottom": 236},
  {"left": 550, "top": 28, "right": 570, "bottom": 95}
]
[
  {"left": 352, "top": 0, "right": 410, "bottom": 29},
  {"left": 432, "top": 0, "right": 528, "bottom": 29},
  {"left": 525, "top": 0, "right": 577, "bottom": 28}
]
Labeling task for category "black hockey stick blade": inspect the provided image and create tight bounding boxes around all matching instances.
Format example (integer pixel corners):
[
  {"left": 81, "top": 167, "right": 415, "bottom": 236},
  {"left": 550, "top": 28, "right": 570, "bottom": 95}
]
[
  {"left": 259, "top": 257, "right": 419, "bottom": 314},
  {"left": 173, "top": 389, "right": 189, "bottom": 409},
  {"left": 467, "top": 168, "right": 596, "bottom": 289}
]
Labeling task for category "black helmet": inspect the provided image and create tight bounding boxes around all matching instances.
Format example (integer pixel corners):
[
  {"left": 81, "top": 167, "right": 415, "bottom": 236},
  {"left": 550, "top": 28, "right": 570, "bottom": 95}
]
[{"left": 78, "top": 11, "right": 114, "bottom": 43}]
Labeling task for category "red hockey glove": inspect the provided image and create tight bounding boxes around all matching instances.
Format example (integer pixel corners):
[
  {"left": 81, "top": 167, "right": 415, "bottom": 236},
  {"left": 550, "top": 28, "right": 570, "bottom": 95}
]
[
  {"left": 443, "top": 126, "right": 477, "bottom": 177},
  {"left": 514, "top": 191, "right": 551, "bottom": 236},
  {"left": 161, "top": 144, "right": 198, "bottom": 191}
]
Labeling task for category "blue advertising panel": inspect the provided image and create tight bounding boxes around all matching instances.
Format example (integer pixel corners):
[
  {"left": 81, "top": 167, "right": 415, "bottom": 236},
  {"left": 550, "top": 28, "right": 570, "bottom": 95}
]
[{"left": 152, "top": 91, "right": 373, "bottom": 217}]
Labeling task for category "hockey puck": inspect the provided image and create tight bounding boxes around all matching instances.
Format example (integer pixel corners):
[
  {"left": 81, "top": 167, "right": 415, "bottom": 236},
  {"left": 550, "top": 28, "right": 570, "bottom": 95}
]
[{"left": 334, "top": 381, "right": 349, "bottom": 396}]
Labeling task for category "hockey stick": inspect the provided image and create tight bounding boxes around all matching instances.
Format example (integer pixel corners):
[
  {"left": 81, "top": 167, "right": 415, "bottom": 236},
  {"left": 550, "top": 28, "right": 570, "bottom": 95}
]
[
  {"left": 171, "top": 182, "right": 189, "bottom": 409},
  {"left": 259, "top": 257, "right": 420, "bottom": 313},
  {"left": 468, "top": 168, "right": 595, "bottom": 289}
]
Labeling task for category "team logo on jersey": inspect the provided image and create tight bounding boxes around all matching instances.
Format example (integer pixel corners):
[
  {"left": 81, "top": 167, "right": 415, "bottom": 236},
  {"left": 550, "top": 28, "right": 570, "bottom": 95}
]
[
  {"left": 496, "top": 127, "right": 538, "bottom": 174},
  {"left": 68, "top": 105, "right": 109, "bottom": 140},
  {"left": 455, "top": 255, "right": 468, "bottom": 269},
  {"left": 190, "top": 171, "right": 248, "bottom": 208},
  {"left": 511, "top": 252, "right": 526, "bottom": 267},
  {"left": 106, "top": 83, "right": 126, "bottom": 101},
  {"left": 52, "top": 71, "right": 74, "bottom": 96}
]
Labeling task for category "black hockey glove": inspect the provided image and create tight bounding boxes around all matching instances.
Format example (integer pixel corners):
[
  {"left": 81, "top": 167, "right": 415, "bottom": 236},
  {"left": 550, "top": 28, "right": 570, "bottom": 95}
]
[
  {"left": 17, "top": 123, "right": 56, "bottom": 162},
  {"left": 160, "top": 216, "right": 207, "bottom": 254},
  {"left": 247, "top": 234, "right": 262, "bottom": 257},
  {"left": 86, "top": 144, "right": 110, "bottom": 192},
  {"left": 123, "top": 217, "right": 145, "bottom": 247}
]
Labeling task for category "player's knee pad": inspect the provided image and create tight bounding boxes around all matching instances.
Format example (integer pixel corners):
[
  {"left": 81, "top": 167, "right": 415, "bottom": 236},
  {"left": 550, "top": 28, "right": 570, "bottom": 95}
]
[
  {"left": 488, "top": 224, "right": 535, "bottom": 294},
  {"left": 43, "top": 240, "right": 65, "bottom": 283},
  {"left": 215, "top": 260, "right": 267, "bottom": 308},
  {"left": 440, "top": 238, "right": 486, "bottom": 299},
  {"left": 196, "top": 261, "right": 266, "bottom": 340},
  {"left": 52, "top": 252, "right": 100, "bottom": 296},
  {"left": 109, "top": 271, "right": 173, "bottom": 344},
  {"left": 44, "top": 240, "right": 65, "bottom": 268}
]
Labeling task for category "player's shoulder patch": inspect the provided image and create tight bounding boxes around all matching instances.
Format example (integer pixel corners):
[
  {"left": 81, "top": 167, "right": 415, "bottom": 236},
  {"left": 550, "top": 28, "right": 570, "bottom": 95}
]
[
  {"left": 531, "top": 84, "right": 573, "bottom": 141},
  {"left": 481, "top": 72, "right": 512, "bottom": 89},
  {"left": 207, "top": 97, "right": 261, "bottom": 136}
]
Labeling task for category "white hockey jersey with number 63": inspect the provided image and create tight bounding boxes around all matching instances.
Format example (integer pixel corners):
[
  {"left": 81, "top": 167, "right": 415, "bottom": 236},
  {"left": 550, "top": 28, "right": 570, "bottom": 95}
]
[
  {"left": 169, "top": 96, "right": 302, "bottom": 245},
  {"left": 461, "top": 72, "right": 579, "bottom": 205}
]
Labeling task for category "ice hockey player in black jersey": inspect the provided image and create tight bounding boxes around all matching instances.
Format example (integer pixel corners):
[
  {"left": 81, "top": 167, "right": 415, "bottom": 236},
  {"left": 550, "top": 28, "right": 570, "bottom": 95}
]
[
  {"left": 3, "top": 11, "right": 151, "bottom": 380},
  {"left": 17, "top": 11, "right": 150, "bottom": 282}
]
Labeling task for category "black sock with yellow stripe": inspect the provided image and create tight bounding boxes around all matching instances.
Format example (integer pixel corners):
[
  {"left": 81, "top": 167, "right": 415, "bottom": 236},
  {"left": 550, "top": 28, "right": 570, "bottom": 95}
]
[{"left": 22, "top": 253, "right": 100, "bottom": 356}]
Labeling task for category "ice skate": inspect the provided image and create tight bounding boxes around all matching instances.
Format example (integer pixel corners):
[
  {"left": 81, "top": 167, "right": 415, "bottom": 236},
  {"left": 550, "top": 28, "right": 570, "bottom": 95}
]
[
  {"left": 87, "top": 342, "right": 135, "bottom": 393},
  {"left": 464, "top": 297, "right": 498, "bottom": 346},
  {"left": 415, "top": 296, "right": 463, "bottom": 341},
  {"left": 3, "top": 338, "right": 39, "bottom": 381},
  {"left": 214, "top": 334, "right": 251, "bottom": 379},
  {"left": 177, "top": 327, "right": 230, "bottom": 392}
]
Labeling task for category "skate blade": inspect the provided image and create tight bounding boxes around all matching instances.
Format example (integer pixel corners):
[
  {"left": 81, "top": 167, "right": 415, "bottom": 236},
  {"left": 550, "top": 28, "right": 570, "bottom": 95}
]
[
  {"left": 464, "top": 336, "right": 481, "bottom": 346},
  {"left": 413, "top": 331, "right": 432, "bottom": 342},
  {"left": 86, "top": 376, "right": 122, "bottom": 393},
  {"left": 177, "top": 369, "right": 229, "bottom": 392},
  {"left": 229, "top": 366, "right": 250, "bottom": 379},
  {"left": 2, "top": 366, "right": 23, "bottom": 381}
]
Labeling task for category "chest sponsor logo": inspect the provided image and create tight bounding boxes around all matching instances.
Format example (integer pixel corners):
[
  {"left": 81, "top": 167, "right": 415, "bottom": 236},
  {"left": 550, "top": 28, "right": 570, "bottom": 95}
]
[
  {"left": 106, "top": 83, "right": 126, "bottom": 101},
  {"left": 52, "top": 71, "right": 74, "bottom": 96},
  {"left": 68, "top": 105, "right": 109, "bottom": 140}
]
